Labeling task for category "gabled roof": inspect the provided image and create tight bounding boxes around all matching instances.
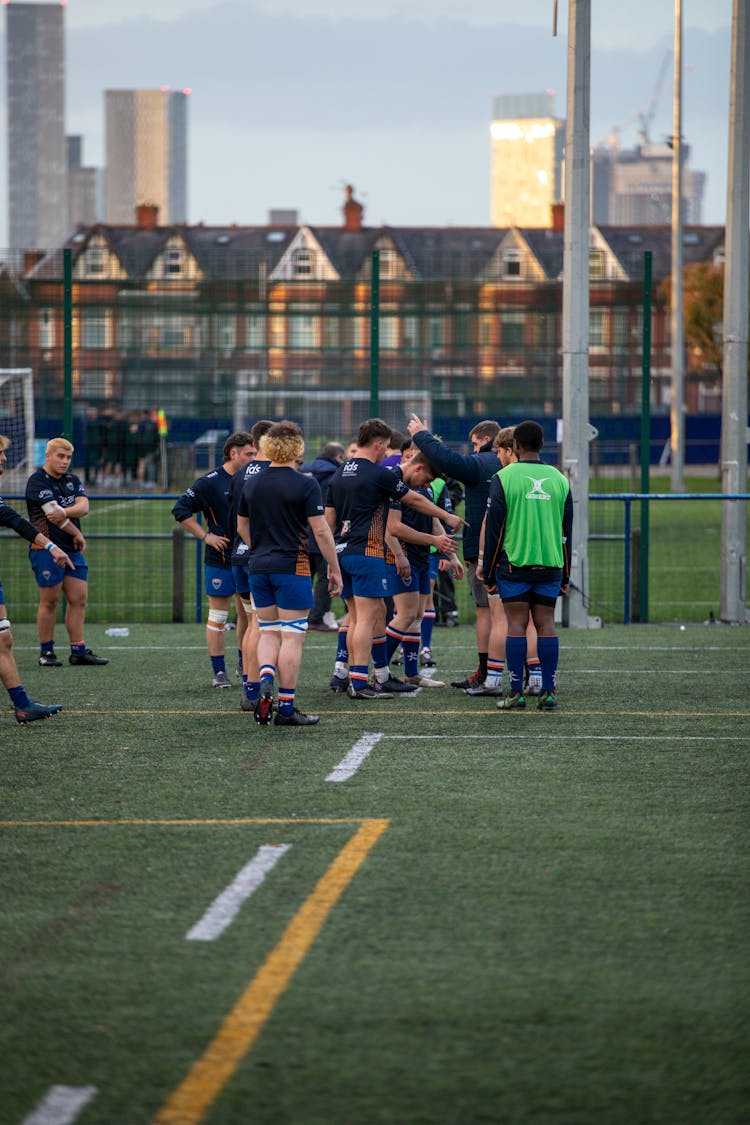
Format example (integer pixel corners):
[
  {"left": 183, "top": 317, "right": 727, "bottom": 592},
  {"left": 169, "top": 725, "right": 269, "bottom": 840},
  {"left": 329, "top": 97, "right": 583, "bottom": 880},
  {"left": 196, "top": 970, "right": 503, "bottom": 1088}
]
[
  {"left": 596, "top": 225, "right": 725, "bottom": 282},
  {"left": 518, "top": 229, "right": 565, "bottom": 281}
]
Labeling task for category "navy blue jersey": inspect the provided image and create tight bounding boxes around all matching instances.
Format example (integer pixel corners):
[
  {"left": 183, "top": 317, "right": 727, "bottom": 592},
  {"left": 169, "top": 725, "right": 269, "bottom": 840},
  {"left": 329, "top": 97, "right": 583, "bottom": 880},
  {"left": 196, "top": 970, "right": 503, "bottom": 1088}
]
[
  {"left": 389, "top": 467, "right": 434, "bottom": 568},
  {"left": 172, "top": 465, "right": 235, "bottom": 569},
  {"left": 0, "top": 494, "right": 38, "bottom": 544},
  {"left": 410, "top": 432, "right": 498, "bottom": 560},
  {"left": 325, "top": 457, "right": 410, "bottom": 559},
  {"left": 25, "top": 468, "right": 86, "bottom": 552},
  {"left": 229, "top": 458, "right": 270, "bottom": 566},
  {"left": 238, "top": 466, "right": 323, "bottom": 575}
]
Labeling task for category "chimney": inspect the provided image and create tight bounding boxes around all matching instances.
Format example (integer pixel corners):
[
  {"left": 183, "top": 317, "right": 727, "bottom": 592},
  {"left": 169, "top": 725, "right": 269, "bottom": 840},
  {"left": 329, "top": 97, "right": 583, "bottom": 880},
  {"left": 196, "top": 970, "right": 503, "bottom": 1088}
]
[
  {"left": 135, "top": 202, "right": 159, "bottom": 231},
  {"left": 551, "top": 202, "right": 564, "bottom": 232},
  {"left": 342, "top": 184, "right": 364, "bottom": 232}
]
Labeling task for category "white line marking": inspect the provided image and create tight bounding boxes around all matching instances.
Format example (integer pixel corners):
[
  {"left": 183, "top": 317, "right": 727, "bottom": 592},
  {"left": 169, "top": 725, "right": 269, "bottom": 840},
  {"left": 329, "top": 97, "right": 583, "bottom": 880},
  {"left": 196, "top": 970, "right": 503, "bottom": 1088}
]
[
  {"left": 23, "top": 1085, "right": 97, "bottom": 1125},
  {"left": 186, "top": 844, "right": 291, "bottom": 941},
  {"left": 326, "top": 733, "right": 384, "bottom": 782},
  {"left": 383, "top": 734, "right": 742, "bottom": 742}
]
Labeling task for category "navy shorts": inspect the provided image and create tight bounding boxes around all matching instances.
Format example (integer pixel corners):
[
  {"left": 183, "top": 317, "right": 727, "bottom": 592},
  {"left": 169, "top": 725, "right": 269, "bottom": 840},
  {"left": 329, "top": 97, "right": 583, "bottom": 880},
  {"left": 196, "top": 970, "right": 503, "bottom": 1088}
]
[
  {"left": 391, "top": 562, "right": 431, "bottom": 597},
  {"left": 249, "top": 572, "right": 314, "bottom": 611},
  {"left": 205, "top": 564, "right": 236, "bottom": 598},
  {"left": 232, "top": 563, "right": 251, "bottom": 597},
  {"left": 30, "top": 549, "right": 88, "bottom": 587},
  {"left": 339, "top": 554, "right": 390, "bottom": 600},
  {"left": 498, "top": 576, "right": 562, "bottom": 606}
]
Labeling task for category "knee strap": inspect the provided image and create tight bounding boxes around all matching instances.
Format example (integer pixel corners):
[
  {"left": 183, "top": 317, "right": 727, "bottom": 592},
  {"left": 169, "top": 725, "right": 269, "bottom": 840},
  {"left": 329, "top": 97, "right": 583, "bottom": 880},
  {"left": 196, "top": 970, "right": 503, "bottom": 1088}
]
[
  {"left": 280, "top": 617, "right": 309, "bottom": 635},
  {"left": 207, "top": 608, "right": 229, "bottom": 633}
]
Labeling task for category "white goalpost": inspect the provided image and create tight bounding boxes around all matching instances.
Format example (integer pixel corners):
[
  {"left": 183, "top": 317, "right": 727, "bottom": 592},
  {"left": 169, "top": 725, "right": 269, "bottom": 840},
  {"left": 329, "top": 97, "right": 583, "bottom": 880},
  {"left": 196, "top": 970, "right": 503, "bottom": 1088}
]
[{"left": 0, "top": 368, "right": 35, "bottom": 484}]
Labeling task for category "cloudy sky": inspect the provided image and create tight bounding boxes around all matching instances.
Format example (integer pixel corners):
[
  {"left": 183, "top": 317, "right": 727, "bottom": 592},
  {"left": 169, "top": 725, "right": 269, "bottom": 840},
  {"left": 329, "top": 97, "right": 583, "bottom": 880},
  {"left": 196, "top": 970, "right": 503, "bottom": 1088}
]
[{"left": 0, "top": 1, "right": 735, "bottom": 240}]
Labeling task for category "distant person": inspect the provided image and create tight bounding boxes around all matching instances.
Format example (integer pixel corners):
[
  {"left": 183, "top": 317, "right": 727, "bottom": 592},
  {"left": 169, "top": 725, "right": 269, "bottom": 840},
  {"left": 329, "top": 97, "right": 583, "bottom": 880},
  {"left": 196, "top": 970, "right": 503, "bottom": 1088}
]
[
  {"left": 407, "top": 413, "right": 501, "bottom": 689},
  {"left": 171, "top": 431, "right": 255, "bottom": 687},
  {"left": 237, "top": 421, "right": 342, "bottom": 727},
  {"left": 1, "top": 435, "right": 72, "bottom": 722},
  {"left": 482, "top": 420, "right": 572, "bottom": 712},
  {"left": 25, "top": 438, "right": 109, "bottom": 668}
]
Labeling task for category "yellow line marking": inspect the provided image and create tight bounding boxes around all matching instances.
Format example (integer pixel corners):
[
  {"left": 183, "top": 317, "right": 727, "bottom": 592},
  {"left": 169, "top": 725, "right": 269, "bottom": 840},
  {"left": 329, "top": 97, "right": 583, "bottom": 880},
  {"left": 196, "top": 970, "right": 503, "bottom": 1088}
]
[
  {"left": 26, "top": 708, "right": 750, "bottom": 718},
  {"left": 152, "top": 817, "right": 389, "bottom": 1125}
]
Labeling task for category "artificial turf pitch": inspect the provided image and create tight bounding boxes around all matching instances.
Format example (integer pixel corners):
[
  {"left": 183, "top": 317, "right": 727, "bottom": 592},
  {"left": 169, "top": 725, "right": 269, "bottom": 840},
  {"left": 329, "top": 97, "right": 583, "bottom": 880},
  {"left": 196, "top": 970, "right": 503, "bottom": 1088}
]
[{"left": 1, "top": 622, "right": 748, "bottom": 1124}]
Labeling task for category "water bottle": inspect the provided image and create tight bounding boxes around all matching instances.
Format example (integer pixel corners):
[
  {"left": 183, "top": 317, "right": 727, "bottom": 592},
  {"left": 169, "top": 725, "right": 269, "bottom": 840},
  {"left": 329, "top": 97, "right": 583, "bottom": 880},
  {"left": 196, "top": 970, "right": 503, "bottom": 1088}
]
[{"left": 105, "top": 627, "right": 130, "bottom": 637}]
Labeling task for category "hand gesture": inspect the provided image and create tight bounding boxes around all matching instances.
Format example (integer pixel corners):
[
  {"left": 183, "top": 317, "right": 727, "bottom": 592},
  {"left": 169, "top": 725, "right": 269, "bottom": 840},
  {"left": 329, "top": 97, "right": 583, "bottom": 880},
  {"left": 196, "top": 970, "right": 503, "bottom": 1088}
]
[
  {"left": 406, "top": 413, "right": 429, "bottom": 437},
  {"left": 51, "top": 546, "right": 73, "bottom": 568}
]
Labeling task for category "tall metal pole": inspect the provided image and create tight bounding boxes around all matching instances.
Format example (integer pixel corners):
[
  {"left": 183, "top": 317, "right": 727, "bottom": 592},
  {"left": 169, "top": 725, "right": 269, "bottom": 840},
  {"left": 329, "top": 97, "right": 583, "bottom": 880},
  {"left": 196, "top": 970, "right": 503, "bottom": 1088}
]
[
  {"left": 63, "top": 248, "right": 73, "bottom": 442},
  {"left": 720, "top": 0, "right": 749, "bottom": 624},
  {"left": 669, "top": 0, "right": 685, "bottom": 490},
  {"left": 369, "top": 250, "right": 380, "bottom": 418},
  {"left": 640, "top": 250, "right": 652, "bottom": 623},
  {"left": 561, "top": 0, "right": 591, "bottom": 628}
]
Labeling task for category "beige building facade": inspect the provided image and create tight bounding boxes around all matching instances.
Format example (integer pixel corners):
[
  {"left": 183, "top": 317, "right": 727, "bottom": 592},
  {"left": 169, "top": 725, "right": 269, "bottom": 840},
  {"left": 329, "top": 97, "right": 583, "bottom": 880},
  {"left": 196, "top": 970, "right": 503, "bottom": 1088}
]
[{"left": 490, "top": 93, "right": 564, "bottom": 228}]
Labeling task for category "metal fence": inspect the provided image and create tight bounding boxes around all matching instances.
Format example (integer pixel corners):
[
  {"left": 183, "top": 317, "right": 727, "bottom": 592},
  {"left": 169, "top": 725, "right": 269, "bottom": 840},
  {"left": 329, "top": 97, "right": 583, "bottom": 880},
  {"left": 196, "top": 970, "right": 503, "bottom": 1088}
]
[{"left": 1, "top": 492, "right": 747, "bottom": 627}]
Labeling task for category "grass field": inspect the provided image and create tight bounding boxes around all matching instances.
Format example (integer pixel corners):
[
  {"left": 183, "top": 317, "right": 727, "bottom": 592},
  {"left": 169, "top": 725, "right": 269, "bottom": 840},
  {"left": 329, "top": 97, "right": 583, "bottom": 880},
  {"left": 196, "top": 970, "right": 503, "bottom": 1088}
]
[{"left": 1, "top": 622, "right": 748, "bottom": 1124}]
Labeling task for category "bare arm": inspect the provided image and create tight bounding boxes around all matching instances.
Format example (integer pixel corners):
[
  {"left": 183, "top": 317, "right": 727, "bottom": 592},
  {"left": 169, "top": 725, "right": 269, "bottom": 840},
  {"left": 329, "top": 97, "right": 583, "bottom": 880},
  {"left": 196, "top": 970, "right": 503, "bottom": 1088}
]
[
  {"left": 181, "top": 515, "right": 230, "bottom": 550},
  {"left": 400, "top": 488, "right": 467, "bottom": 531},
  {"left": 236, "top": 514, "right": 250, "bottom": 548}
]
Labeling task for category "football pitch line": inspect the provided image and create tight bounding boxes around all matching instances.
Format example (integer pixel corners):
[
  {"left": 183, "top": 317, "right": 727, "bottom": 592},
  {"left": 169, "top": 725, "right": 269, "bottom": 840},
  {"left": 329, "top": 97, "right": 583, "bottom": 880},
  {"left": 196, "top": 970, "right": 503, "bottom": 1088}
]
[
  {"left": 38, "top": 707, "right": 750, "bottom": 719},
  {"left": 5, "top": 818, "right": 389, "bottom": 1124}
]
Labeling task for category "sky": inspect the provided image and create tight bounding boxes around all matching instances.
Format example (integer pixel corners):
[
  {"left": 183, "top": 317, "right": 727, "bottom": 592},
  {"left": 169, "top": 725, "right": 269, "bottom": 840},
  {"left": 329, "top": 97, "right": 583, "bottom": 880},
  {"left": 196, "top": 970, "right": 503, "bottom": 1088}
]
[{"left": 0, "top": 1, "right": 735, "bottom": 242}]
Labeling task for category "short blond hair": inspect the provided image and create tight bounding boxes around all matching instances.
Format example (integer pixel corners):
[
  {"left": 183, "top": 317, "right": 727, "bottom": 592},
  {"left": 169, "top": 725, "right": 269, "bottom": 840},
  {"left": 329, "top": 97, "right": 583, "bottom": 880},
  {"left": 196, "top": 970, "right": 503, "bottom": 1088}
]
[
  {"left": 0, "top": 434, "right": 10, "bottom": 452},
  {"left": 46, "top": 437, "right": 74, "bottom": 456},
  {"left": 493, "top": 426, "right": 516, "bottom": 451},
  {"left": 259, "top": 420, "right": 304, "bottom": 465}
]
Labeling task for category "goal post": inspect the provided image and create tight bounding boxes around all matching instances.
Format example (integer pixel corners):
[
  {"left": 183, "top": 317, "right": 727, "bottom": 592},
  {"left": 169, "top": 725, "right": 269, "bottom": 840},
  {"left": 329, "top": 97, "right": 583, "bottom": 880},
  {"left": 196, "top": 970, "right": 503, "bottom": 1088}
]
[{"left": 0, "top": 368, "right": 35, "bottom": 482}]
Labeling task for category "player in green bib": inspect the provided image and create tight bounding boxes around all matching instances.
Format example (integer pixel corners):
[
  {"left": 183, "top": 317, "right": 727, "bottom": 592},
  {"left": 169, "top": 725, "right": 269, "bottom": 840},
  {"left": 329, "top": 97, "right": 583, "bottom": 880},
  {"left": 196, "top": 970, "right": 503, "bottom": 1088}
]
[{"left": 482, "top": 420, "right": 573, "bottom": 712}]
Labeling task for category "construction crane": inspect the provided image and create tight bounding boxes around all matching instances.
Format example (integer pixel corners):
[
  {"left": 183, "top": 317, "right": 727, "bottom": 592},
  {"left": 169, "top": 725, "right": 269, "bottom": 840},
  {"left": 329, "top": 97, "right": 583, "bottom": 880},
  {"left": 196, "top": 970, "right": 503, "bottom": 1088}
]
[{"left": 596, "top": 49, "right": 672, "bottom": 150}]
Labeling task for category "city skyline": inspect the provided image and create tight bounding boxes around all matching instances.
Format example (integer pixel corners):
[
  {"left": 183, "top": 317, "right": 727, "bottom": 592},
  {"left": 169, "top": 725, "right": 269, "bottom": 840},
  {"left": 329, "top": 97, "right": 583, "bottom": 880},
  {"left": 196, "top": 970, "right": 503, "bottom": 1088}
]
[{"left": 0, "top": 1, "right": 734, "bottom": 245}]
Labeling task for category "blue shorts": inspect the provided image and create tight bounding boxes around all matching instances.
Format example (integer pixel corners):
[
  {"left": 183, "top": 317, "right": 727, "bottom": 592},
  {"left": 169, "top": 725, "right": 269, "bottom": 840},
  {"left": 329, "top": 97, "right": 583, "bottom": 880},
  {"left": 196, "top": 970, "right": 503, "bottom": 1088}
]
[
  {"left": 232, "top": 563, "right": 251, "bottom": 597},
  {"left": 205, "top": 564, "right": 236, "bottom": 598},
  {"left": 249, "top": 572, "right": 314, "bottom": 611},
  {"left": 428, "top": 552, "right": 440, "bottom": 581},
  {"left": 391, "top": 562, "right": 432, "bottom": 597},
  {"left": 0, "top": 577, "right": 5, "bottom": 607},
  {"left": 498, "top": 576, "right": 562, "bottom": 606},
  {"left": 339, "top": 554, "right": 390, "bottom": 600},
  {"left": 30, "top": 549, "right": 88, "bottom": 587}
]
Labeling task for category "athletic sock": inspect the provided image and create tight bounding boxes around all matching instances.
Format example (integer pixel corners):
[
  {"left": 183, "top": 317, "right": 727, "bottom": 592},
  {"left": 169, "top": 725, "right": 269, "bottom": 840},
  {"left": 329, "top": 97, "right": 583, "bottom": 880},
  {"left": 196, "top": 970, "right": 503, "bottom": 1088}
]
[
  {"left": 536, "top": 636, "right": 559, "bottom": 692},
  {"left": 259, "top": 664, "right": 275, "bottom": 692},
  {"left": 40, "top": 640, "right": 55, "bottom": 655},
  {"left": 277, "top": 687, "right": 295, "bottom": 716},
  {"left": 478, "top": 651, "right": 489, "bottom": 679},
  {"left": 505, "top": 637, "right": 527, "bottom": 694},
  {"left": 349, "top": 664, "right": 369, "bottom": 692},
  {"left": 421, "top": 609, "right": 436, "bottom": 649},
  {"left": 403, "top": 631, "right": 420, "bottom": 679},
  {"left": 244, "top": 679, "right": 260, "bottom": 702},
  {"left": 385, "top": 624, "right": 405, "bottom": 664},
  {"left": 371, "top": 634, "right": 388, "bottom": 679},
  {"left": 210, "top": 654, "right": 226, "bottom": 675},
  {"left": 526, "top": 657, "right": 542, "bottom": 690},
  {"left": 8, "top": 685, "right": 30, "bottom": 709},
  {"left": 485, "top": 657, "right": 504, "bottom": 688},
  {"left": 335, "top": 626, "right": 349, "bottom": 664},
  {"left": 70, "top": 642, "right": 86, "bottom": 656}
]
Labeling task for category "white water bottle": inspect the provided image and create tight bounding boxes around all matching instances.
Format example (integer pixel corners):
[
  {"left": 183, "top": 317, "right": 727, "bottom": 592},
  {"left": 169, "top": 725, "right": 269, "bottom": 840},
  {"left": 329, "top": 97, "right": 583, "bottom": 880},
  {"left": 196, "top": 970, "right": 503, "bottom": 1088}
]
[{"left": 105, "top": 627, "right": 129, "bottom": 637}]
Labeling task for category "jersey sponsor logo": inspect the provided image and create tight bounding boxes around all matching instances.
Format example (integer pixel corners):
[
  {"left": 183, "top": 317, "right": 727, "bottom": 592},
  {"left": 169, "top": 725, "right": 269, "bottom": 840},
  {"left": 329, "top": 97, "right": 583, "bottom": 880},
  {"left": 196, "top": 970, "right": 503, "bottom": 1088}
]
[
  {"left": 39, "top": 488, "right": 54, "bottom": 500},
  {"left": 342, "top": 461, "right": 358, "bottom": 474},
  {"left": 186, "top": 487, "right": 195, "bottom": 498},
  {"left": 66, "top": 481, "right": 74, "bottom": 491},
  {"left": 525, "top": 476, "right": 552, "bottom": 501},
  {"left": 245, "top": 463, "right": 263, "bottom": 476}
]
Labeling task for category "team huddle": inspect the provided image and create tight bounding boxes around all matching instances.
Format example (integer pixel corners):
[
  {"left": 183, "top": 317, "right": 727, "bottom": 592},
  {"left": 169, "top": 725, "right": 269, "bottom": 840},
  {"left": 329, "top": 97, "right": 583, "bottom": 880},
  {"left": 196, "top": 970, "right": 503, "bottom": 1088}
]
[{"left": 1, "top": 415, "right": 572, "bottom": 726}]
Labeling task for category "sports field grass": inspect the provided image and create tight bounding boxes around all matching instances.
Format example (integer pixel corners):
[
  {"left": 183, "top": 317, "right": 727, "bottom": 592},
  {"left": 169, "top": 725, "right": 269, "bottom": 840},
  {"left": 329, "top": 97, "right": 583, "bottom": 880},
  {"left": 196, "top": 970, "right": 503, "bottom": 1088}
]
[{"left": 2, "top": 622, "right": 748, "bottom": 1124}]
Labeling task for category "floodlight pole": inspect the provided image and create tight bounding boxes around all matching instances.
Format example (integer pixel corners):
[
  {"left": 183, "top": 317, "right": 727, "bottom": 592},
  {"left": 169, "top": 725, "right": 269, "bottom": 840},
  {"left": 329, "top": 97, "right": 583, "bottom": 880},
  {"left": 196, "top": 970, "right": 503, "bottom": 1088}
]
[
  {"left": 720, "top": 0, "right": 750, "bottom": 623},
  {"left": 561, "top": 0, "right": 591, "bottom": 628},
  {"left": 669, "top": 0, "right": 685, "bottom": 490}
]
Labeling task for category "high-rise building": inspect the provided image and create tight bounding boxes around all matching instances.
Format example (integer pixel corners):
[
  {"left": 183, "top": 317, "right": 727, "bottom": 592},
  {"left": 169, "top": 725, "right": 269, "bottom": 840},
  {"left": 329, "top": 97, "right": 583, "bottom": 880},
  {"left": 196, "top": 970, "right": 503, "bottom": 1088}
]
[
  {"left": 591, "top": 142, "right": 706, "bottom": 226},
  {"left": 67, "top": 136, "right": 100, "bottom": 231},
  {"left": 104, "top": 89, "right": 189, "bottom": 225},
  {"left": 490, "top": 93, "right": 565, "bottom": 228},
  {"left": 5, "top": 1, "right": 67, "bottom": 250}
]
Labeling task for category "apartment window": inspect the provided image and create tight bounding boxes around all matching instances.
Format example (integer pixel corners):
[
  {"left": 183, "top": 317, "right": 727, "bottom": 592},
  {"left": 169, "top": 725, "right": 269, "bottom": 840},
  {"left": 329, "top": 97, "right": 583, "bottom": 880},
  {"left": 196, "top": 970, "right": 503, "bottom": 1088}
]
[
  {"left": 81, "top": 311, "right": 112, "bottom": 349},
  {"left": 245, "top": 315, "right": 266, "bottom": 350},
  {"left": 39, "top": 309, "right": 55, "bottom": 349},
  {"left": 379, "top": 316, "right": 397, "bottom": 349},
  {"left": 378, "top": 249, "right": 398, "bottom": 279},
  {"left": 292, "top": 248, "right": 313, "bottom": 277},
  {"left": 501, "top": 312, "right": 525, "bottom": 349},
  {"left": 217, "top": 316, "right": 236, "bottom": 350},
  {"left": 323, "top": 318, "right": 339, "bottom": 349},
  {"left": 165, "top": 247, "right": 184, "bottom": 275},
  {"left": 86, "top": 245, "right": 106, "bottom": 277},
  {"left": 78, "top": 369, "right": 114, "bottom": 398},
  {"left": 589, "top": 309, "right": 608, "bottom": 349},
  {"left": 289, "top": 315, "right": 320, "bottom": 348},
  {"left": 402, "top": 316, "right": 419, "bottom": 349},
  {"left": 158, "top": 316, "right": 192, "bottom": 349},
  {"left": 613, "top": 311, "right": 629, "bottom": 348},
  {"left": 503, "top": 250, "right": 522, "bottom": 278},
  {"left": 589, "top": 251, "right": 606, "bottom": 280},
  {"left": 428, "top": 317, "right": 444, "bottom": 349}
]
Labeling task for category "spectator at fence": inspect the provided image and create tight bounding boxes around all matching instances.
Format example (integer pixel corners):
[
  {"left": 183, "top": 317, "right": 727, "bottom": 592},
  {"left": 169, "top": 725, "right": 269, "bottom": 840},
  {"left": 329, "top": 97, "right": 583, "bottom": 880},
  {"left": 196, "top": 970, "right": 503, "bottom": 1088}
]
[
  {"left": 483, "top": 420, "right": 572, "bottom": 712},
  {"left": 236, "top": 420, "right": 342, "bottom": 727},
  {"left": 300, "top": 441, "right": 345, "bottom": 632},
  {"left": 407, "top": 412, "right": 500, "bottom": 689},
  {"left": 136, "top": 410, "right": 159, "bottom": 485},
  {"left": 172, "top": 431, "right": 255, "bottom": 688},
  {"left": 83, "top": 405, "right": 105, "bottom": 486},
  {"left": 1, "top": 435, "right": 73, "bottom": 722},
  {"left": 25, "top": 437, "right": 109, "bottom": 668}
]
